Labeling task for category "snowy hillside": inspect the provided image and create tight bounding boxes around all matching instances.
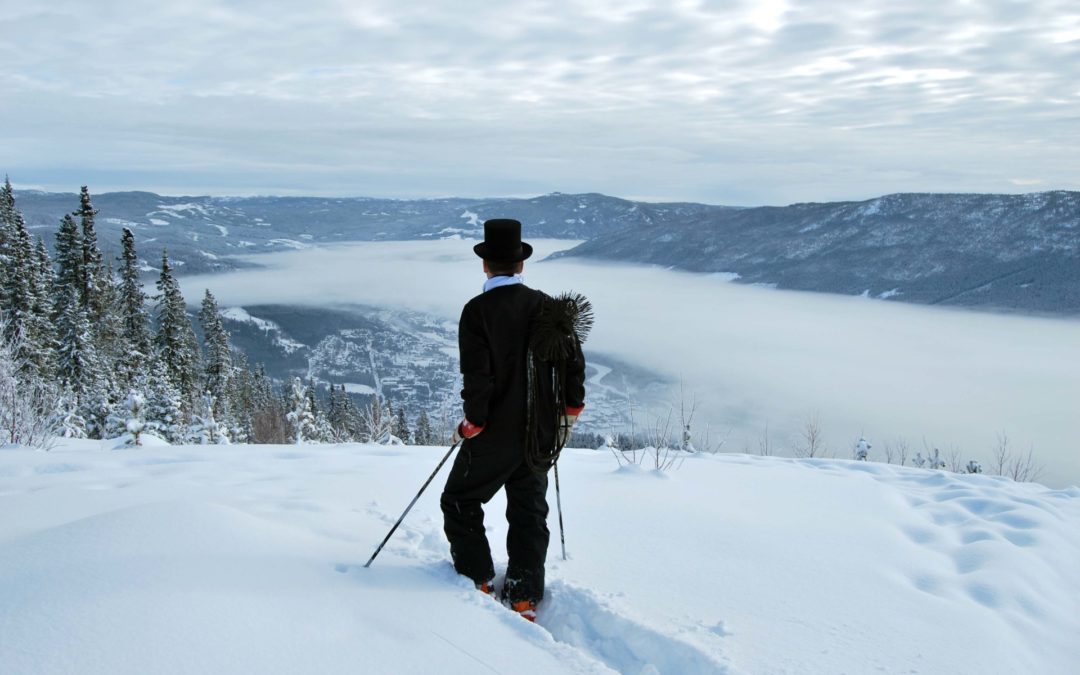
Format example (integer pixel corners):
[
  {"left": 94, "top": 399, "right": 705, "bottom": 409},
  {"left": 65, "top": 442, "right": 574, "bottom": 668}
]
[
  {"left": 2, "top": 442, "right": 1077, "bottom": 674},
  {"left": 556, "top": 191, "right": 1080, "bottom": 314}
]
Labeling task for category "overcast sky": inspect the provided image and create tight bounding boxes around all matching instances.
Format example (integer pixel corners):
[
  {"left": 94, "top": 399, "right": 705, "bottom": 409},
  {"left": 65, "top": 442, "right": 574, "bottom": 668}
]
[{"left": 3, "top": 0, "right": 1079, "bottom": 205}]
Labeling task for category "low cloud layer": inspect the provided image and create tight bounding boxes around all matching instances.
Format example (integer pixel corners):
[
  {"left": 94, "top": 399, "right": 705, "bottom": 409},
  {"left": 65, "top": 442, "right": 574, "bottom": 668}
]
[
  {"left": 182, "top": 240, "right": 1080, "bottom": 488},
  {"left": 4, "top": 1, "right": 1079, "bottom": 203}
]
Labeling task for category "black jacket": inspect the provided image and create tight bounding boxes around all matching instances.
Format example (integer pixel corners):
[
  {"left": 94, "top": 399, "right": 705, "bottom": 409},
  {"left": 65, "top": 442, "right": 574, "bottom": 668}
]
[{"left": 459, "top": 283, "right": 586, "bottom": 454}]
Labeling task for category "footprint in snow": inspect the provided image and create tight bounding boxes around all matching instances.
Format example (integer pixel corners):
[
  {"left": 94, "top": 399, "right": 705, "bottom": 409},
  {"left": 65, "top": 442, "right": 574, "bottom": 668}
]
[{"left": 533, "top": 579, "right": 732, "bottom": 675}]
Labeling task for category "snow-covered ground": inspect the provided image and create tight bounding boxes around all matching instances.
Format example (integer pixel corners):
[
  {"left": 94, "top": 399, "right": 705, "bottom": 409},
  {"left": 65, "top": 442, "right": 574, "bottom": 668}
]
[{"left": 1, "top": 441, "right": 1077, "bottom": 674}]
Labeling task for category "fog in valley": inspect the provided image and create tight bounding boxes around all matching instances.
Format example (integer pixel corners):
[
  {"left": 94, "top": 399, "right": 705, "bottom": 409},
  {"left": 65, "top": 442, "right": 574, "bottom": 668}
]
[{"left": 182, "top": 240, "right": 1080, "bottom": 489}]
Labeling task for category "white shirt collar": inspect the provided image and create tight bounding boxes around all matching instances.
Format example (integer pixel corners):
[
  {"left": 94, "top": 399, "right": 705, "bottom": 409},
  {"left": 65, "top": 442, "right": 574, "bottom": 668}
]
[{"left": 483, "top": 274, "right": 524, "bottom": 293}]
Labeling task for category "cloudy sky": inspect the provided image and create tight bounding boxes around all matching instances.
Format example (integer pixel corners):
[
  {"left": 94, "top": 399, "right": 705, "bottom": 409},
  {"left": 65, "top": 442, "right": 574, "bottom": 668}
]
[{"left": 4, "top": 0, "right": 1079, "bottom": 204}]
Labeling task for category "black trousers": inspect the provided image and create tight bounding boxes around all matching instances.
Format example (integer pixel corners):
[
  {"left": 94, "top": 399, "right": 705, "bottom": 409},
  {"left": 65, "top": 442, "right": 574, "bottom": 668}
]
[{"left": 440, "top": 441, "right": 550, "bottom": 603}]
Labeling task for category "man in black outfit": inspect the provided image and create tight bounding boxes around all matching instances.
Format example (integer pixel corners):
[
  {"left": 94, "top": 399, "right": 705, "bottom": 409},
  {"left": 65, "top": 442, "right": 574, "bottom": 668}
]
[{"left": 441, "top": 218, "right": 586, "bottom": 620}]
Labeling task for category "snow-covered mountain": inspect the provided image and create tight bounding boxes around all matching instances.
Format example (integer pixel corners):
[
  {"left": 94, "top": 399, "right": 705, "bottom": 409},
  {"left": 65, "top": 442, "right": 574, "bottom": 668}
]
[
  {"left": 554, "top": 191, "right": 1080, "bottom": 315},
  {"left": 16, "top": 188, "right": 1079, "bottom": 314},
  {"left": 14, "top": 190, "right": 720, "bottom": 275}
]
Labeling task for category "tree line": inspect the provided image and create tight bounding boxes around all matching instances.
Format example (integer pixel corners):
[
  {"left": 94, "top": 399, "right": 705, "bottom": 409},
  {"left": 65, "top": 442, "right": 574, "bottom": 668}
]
[{"left": 0, "top": 180, "right": 444, "bottom": 447}]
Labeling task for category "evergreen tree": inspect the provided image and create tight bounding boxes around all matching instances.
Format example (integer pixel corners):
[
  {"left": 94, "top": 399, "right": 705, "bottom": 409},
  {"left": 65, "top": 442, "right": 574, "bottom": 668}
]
[
  {"left": 286, "top": 377, "right": 318, "bottom": 444},
  {"left": 395, "top": 405, "right": 411, "bottom": 444},
  {"left": 55, "top": 385, "right": 88, "bottom": 439},
  {"left": 0, "top": 193, "right": 53, "bottom": 380},
  {"left": 54, "top": 214, "right": 83, "bottom": 308},
  {"left": 154, "top": 249, "right": 200, "bottom": 413},
  {"left": 326, "top": 384, "right": 354, "bottom": 441},
  {"left": 105, "top": 390, "right": 149, "bottom": 447},
  {"left": 54, "top": 279, "right": 106, "bottom": 426},
  {"left": 199, "top": 289, "right": 233, "bottom": 418},
  {"left": 224, "top": 352, "right": 255, "bottom": 443},
  {"left": 76, "top": 186, "right": 107, "bottom": 322},
  {"left": 0, "top": 185, "right": 31, "bottom": 334},
  {"left": 250, "top": 364, "right": 288, "bottom": 443},
  {"left": 190, "top": 391, "right": 230, "bottom": 445},
  {"left": 0, "top": 314, "right": 60, "bottom": 448},
  {"left": 414, "top": 409, "right": 435, "bottom": 446},
  {"left": 343, "top": 387, "right": 363, "bottom": 440},
  {"left": 0, "top": 176, "right": 18, "bottom": 313},
  {"left": 141, "top": 360, "right": 186, "bottom": 443},
  {"left": 24, "top": 238, "right": 57, "bottom": 379},
  {"left": 116, "top": 228, "right": 153, "bottom": 390},
  {"left": 93, "top": 260, "right": 123, "bottom": 404}
]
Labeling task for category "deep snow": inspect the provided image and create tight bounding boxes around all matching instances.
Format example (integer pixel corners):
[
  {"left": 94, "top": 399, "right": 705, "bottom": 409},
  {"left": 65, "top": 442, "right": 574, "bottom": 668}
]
[{"left": 1, "top": 441, "right": 1078, "bottom": 674}]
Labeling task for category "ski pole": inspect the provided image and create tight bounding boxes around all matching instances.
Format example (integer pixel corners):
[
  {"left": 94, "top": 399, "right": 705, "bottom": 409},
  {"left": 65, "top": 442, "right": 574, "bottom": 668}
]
[
  {"left": 554, "top": 460, "right": 567, "bottom": 561},
  {"left": 364, "top": 441, "right": 459, "bottom": 568}
]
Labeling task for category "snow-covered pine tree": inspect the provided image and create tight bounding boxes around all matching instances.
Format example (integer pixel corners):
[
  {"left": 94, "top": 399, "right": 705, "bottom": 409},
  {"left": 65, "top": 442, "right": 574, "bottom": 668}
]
[
  {"left": 341, "top": 387, "right": 363, "bottom": 440},
  {"left": 306, "top": 379, "right": 338, "bottom": 442},
  {"left": 76, "top": 186, "right": 108, "bottom": 324},
  {"left": 224, "top": 352, "right": 255, "bottom": 443},
  {"left": 55, "top": 385, "right": 88, "bottom": 439},
  {"left": 305, "top": 378, "right": 321, "bottom": 420},
  {"left": 105, "top": 389, "right": 149, "bottom": 447},
  {"left": 250, "top": 364, "right": 288, "bottom": 443},
  {"left": 395, "top": 405, "right": 411, "bottom": 444},
  {"left": 54, "top": 275, "right": 107, "bottom": 431},
  {"left": 1, "top": 196, "right": 54, "bottom": 379},
  {"left": 325, "top": 384, "right": 341, "bottom": 437},
  {"left": 285, "top": 377, "right": 318, "bottom": 444},
  {"left": 190, "top": 391, "right": 230, "bottom": 445},
  {"left": 116, "top": 228, "right": 153, "bottom": 391},
  {"left": 26, "top": 237, "right": 57, "bottom": 379},
  {"left": 154, "top": 249, "right": 201, "bottom": 415},
  {"left": 199, "top": 289, "right": 233, "bottom": 420},
  {"left": 140, "top": 360, "right": 185, "bottom": 443},
  {"left": 0, "top": 176, "right": 19, "bottom": 314},
  {"left": 0, "top": 315, "right": 59, "bottom": 449},
  {"left": 325, "top": 384, "right": 353, "bottom": 441},
  {"left": 53, "top": 214, "right": 83, "bottom": 313},
  {"left": 414, "top": 409, "right": 434, "bottom": 446},
  {"left": 359, "top": 394, "right": 396, "bottom": 444},
  {"left": 93, "top": 260, "right": 124, "bottom": 380},
  {"left": 0, "top": 188, "right": 32, "bottom": 332}
]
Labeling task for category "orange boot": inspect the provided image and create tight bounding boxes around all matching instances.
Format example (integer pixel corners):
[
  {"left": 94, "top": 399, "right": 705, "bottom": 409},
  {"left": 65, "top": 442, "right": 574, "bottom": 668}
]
[
  {"left": 476, "top": 579, "right": 497, "bottom": 598},
  {"left": 509, "top": 600, "right": 537, "bottom": 622}
]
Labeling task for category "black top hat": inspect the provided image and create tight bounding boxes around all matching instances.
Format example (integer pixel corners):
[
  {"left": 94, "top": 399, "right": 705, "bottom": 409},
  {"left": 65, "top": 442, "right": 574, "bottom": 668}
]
[{"left": 473, "top": 218, "right": 533, "bottom": 263}]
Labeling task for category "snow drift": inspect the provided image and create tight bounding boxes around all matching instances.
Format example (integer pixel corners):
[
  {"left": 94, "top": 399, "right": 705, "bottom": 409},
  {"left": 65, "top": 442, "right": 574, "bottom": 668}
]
[{"left": 1, "top": 441, "right": 1077, "bottom": 674}]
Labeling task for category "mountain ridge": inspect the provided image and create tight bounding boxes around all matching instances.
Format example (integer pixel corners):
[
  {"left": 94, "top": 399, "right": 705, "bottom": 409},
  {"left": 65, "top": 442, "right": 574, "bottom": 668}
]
[{"left": 13, "top": 187, "right": 1080, "bottom": 315}]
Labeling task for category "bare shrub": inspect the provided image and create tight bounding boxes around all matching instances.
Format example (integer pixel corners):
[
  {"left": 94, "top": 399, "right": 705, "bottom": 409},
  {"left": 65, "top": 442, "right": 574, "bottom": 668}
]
[
  {"left": 991, "top": 431, "right": 1011, "bottom": 476},
  {"left": 793, "top": 413, "right": 826, "bottom": 458},
  {"left": 988, "top": 431, "right": 1043, "bottom": 483},
  {"left": 757, "top": 421, "right": 773, "bottom": 456},
  {"left": 946, "top": 447, "right": 965, "bottom": 473},
  {"left": 1008, "top": 446, "right": 1043, "bottom": 483}
]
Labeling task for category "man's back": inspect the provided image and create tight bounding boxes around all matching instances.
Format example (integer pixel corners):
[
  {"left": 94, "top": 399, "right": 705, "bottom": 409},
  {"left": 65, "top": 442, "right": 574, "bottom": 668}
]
[{"left": 459, "top": 283, "right": 548, "bottom": 453}]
